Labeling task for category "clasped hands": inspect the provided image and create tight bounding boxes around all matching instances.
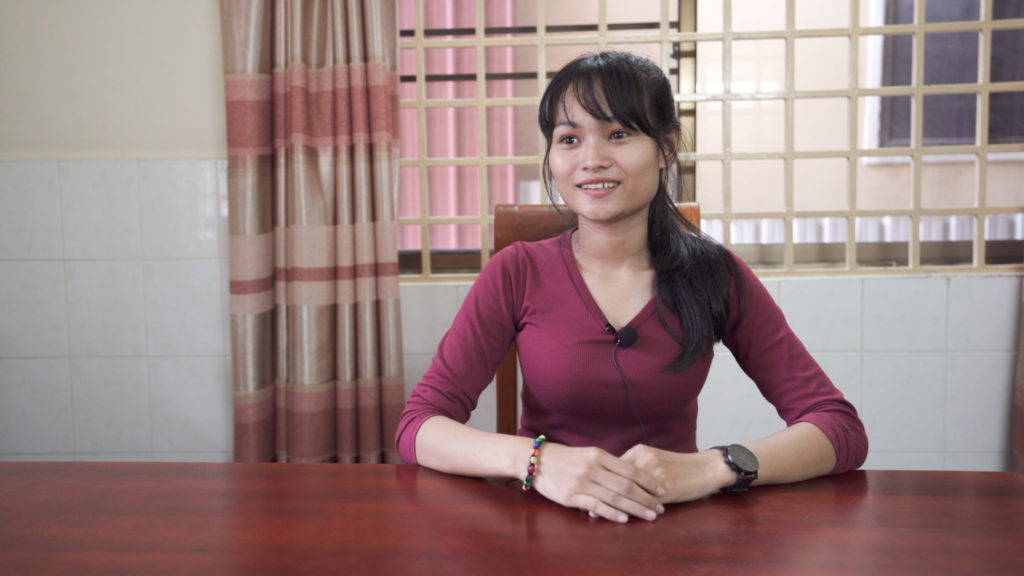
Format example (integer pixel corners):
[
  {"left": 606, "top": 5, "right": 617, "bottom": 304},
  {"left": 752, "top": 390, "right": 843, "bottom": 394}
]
[{"left": 529, "top": 443, "right": 725, "bottom": 524}]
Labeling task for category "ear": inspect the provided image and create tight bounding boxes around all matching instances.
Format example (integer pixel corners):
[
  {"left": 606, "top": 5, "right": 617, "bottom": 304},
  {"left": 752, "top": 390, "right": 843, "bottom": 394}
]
[{"left": 657, "top": 126, "right": 682, "bottom": 169}]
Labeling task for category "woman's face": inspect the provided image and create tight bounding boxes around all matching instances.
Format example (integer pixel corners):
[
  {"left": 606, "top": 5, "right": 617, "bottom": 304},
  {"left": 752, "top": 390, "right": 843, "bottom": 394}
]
[{"left": 547, "top": 94, "right": 664, "bottom": 229}]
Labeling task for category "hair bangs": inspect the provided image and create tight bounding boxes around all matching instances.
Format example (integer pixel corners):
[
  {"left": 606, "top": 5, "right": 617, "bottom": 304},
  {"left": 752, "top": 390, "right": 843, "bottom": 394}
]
[{"left": 539, "top": 54, "right": 658, "bottom": 141}]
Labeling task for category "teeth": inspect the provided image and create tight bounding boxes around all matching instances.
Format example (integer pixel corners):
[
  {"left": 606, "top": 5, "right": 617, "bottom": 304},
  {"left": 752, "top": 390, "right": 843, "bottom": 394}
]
[{"left": 580, "top": 182, "right": 618, "bottom": 190}]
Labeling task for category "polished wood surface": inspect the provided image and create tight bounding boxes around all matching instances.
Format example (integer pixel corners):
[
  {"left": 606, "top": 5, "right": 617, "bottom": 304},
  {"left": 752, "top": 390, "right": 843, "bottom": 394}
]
[
  {"left": 1, "top": 464, "right": 1022, "bottom": 575},
  {"left": 491, "top": 202, "right": 701, "bottom": 435}
]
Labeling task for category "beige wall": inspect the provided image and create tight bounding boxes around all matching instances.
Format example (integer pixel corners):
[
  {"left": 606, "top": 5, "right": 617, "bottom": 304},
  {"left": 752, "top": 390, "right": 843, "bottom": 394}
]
[{"left": 0, "top": 0, "right": 226, "bottom": 159}]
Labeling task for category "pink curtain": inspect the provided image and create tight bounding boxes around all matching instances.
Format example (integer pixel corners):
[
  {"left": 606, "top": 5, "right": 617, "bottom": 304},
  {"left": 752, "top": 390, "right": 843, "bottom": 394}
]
[{"left": 220, "top": 0, "right": 404, "bottom": 463}]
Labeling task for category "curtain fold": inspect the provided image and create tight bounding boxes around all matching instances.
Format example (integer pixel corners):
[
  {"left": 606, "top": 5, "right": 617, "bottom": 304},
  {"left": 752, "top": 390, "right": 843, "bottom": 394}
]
[{"left": 220, "top": 0, "right": 404, "bottom": 463}]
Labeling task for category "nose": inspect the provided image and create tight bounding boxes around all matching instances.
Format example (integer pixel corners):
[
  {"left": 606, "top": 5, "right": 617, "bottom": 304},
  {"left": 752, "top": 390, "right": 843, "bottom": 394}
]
[{"left": 580, "top": 138, "right": 610, "bottom": 171}]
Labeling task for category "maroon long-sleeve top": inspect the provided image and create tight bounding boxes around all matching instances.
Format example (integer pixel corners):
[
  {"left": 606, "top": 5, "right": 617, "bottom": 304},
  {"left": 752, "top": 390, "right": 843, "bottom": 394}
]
[{"left": 396, "top": 232, "right": 868, "bottom": 473}]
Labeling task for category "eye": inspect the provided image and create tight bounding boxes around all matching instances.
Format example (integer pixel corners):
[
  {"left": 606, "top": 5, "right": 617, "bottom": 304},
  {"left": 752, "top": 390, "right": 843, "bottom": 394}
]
[
  {"left": 558, "top": 135, "right": 578, "bottom": 145},
  {"left": 610, "top": 130, "right": 629, "bottom": 140}
]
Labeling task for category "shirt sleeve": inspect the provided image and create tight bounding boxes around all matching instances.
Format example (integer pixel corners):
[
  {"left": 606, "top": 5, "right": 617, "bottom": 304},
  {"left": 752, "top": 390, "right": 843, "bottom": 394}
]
[
  {"left": 722, "top": 255, "right": 869, "bottom": 474},
  {"left": 394, "top": 245, "right": 523, "bottom": 464}
]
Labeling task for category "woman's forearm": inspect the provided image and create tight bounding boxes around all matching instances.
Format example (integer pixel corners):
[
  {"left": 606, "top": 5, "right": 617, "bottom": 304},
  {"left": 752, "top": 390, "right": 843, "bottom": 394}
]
[
  {"left": 414, "top": 415, "right": 536, "bottom": 480},
  {"left": 619, "top": 423, "right": 836, "bottom": 504},
  {"left": 743, "top": 421, "right": 837, "bottom": 486}
]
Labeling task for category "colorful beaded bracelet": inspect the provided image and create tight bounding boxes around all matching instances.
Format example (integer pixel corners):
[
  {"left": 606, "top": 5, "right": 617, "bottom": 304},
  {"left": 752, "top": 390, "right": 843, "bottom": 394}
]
[{"left": 521, "top": 434, "right": 546, "bottom": 491}]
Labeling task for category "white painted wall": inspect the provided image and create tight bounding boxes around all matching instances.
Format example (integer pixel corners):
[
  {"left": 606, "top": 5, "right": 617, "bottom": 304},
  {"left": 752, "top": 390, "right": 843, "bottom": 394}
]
[{"left": 0, "top": 0, "right": 225, "bottom": 159}]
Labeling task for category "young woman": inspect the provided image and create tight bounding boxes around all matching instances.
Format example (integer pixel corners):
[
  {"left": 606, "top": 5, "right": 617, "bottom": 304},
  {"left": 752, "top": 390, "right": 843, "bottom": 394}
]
[{"left": 395, "top": 51, "right": 868, "bottom": 524}]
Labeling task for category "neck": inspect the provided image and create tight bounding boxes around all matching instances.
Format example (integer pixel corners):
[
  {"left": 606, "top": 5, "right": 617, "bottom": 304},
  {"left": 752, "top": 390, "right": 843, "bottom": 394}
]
[{"left": 572, "top": 218, "right": 650, "bottom": 272}]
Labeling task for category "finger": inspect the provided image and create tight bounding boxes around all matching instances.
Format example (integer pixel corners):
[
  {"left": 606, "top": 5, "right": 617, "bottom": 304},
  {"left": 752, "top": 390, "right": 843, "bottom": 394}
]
[
  {"left": 600, "top": 455, "right": 666, "bottom": 500},
  {"left": 586, "top": 477, "right": 663, "bottom": 521},
  {"left": 578, "top": 487, "right": 662, "bottom": 523},
  {"left": 577, "top": 494, "right": 629, "bottom": 524},
  {"left": 618, "top": 448, "right": 668, "bottom": 497},
  {"left": 604, "top": 483, "right": 663, "bottom": 520}
]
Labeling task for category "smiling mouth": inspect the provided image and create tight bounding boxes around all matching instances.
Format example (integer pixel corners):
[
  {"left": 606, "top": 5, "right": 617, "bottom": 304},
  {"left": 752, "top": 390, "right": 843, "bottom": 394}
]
[{"left": 579, "top": 182, "right": 619, "bottom": 190}]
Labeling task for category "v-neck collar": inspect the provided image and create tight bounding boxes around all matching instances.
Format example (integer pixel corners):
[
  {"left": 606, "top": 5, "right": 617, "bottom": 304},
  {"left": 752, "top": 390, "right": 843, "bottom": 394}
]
[{"left": 558, "top": 229, "right": 657, "bottom": 333}]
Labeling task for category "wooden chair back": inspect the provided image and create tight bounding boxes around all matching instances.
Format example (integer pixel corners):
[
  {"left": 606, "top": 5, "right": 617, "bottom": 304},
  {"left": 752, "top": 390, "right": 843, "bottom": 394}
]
[{"left": 491, "top": 202, "right": 701, "bottom": 435}]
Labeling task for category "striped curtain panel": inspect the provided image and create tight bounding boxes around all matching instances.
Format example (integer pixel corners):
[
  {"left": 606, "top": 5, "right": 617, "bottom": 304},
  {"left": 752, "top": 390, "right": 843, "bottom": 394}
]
[{"left": 220, "top": 0, "right": 404, "bottom": 463}]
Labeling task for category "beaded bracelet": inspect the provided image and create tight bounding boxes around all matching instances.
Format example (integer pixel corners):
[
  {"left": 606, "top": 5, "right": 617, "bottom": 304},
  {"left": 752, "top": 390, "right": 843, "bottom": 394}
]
[{"left": 521, "top": 434, "right": 546, "bottom": 491}]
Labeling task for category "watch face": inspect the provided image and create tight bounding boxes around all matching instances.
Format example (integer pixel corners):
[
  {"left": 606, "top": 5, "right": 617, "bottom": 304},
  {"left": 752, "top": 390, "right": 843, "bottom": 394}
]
[{"left": 729, "top": 444, "right": 759, "bottom": 473}]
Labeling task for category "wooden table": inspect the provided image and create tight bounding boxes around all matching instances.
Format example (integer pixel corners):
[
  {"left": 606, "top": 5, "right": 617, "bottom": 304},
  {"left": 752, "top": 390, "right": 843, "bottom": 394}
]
[{"left": 1, "top": 463, "right": 1022, "bottom": 575}]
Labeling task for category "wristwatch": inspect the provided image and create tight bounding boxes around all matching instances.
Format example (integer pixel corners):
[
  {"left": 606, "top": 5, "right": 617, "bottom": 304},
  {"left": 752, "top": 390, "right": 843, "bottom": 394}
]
[{"left": 712, "top": 444, "right": 759, "bottom": 494}]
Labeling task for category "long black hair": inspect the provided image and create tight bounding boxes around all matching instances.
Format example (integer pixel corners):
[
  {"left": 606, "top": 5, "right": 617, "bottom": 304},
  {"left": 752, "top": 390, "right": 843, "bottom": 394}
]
[{"left": 538, "top": 51, "right": 742, "bottom": 371}]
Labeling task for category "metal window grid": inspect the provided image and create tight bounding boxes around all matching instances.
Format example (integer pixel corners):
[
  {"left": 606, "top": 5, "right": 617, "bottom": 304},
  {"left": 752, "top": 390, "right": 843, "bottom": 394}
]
[{"left": 398, "top": 0, "right": 1024, "bottom": 281}]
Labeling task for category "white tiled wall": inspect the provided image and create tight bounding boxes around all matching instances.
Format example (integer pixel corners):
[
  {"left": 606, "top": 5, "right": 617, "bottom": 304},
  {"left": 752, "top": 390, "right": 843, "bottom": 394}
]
[
  {"left": 401, "top": 274, "right": 1022, "bottom": 472},
  {"left": 0, "top": 160, "right": 231, "bottom": 462},
  {"left": 1, "top": 158, "right": 1021, "bottom": 469}
]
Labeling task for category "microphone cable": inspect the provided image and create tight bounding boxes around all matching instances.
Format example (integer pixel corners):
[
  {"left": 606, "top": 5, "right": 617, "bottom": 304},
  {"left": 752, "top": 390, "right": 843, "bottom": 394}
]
[{"left": 610, "top": 326, "right": 650, "bottom": 446}]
